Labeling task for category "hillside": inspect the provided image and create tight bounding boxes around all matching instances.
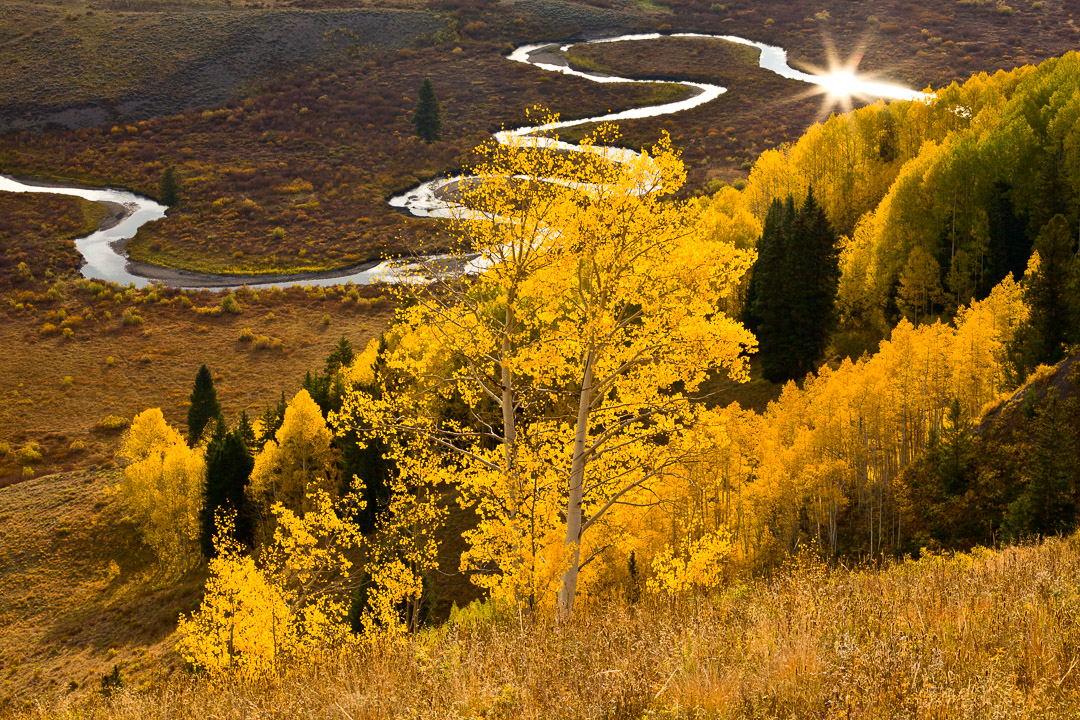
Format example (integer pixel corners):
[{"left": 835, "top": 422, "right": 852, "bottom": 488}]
[
  {"left": 0, "top": 470, "right": 201, "bottom": 704},
  {"left": 8, "top": 534, "right": 1080, "bottom": 718},
  {"left": 3, "top": 1, "right": 1080, "bottom": 717}
]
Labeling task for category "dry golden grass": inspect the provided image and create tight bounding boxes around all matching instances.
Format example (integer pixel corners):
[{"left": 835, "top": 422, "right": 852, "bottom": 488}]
[
  {"left": 11, "top": 537, "right": 1080, "bottom": 719},
  {"left": 0, "top": 469, "right": 203, "bottom": 706},
  {"left": 0, "top": 281, "right": 394, "bottom": 485}
]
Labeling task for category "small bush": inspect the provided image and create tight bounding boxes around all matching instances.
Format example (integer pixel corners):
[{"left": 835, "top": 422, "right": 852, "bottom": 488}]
[
  {"left": 97, "top": 415, "right": 130, "bottom": 432},
  {"left": 321, "top": 314, "right": 332, "bottom": 327},
  {"left": 15, "top": 445, "right": 42, "bottom": 465},
  {"left": 221, "top": 294, "right": 242, "bottom": 315},
  {"left": 62, "top": 328, "right": 75, "bottom": 340},
  {"left": 69, "top": 440, "right": 86, "bottom": 453},
  {"left": 62, "top": 376, "right": 74, "bottom": 387},
  {"left": 238, "top": 328, "right": 255, "bottom": 342},
  {"left": 121, "top": 308, "right": 144, "bottom": 327},
  {"left": 22, "top": 466, "right": 34, "bottom": 479},
  {"left": 106, "top": 356, "right": 116, "bottom": 367},
  {"left": 40, "top": 323, "right": 59, "bottom": 335},
  {"left": 196, "top": 306, "right": 223, "bottom": 317},
  {"left": 0, "top": 442, "right": 10, "bottom": 457}
]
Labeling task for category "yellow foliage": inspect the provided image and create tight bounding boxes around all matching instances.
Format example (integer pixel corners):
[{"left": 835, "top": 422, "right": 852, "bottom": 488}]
[
  {"left": 337, "top": 121, "right": 755, "bottom": 617},
  {"left": 248, "top": 389, "right": 339, "bottom": 517},
  {"left": 118, "top": 409, "right": 205, "bottom": 576},
  {"left": 178, "top": 493, "right": 361, "bottom": 678}
]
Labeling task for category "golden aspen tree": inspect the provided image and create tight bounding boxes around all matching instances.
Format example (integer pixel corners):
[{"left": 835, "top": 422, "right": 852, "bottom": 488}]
[
  {"left": 178, "top": 491, "right": 362, "bottom": 677},
  {"left": 337, "top": 121, "right": 756, "bottom": 618},
  {"left": 119, "top": 409, "right": 205, "bottom": 576},
  {"left": 248, "top": 389, "right": 339, "bottom": 519},
  {"left": 358, "top": 438, "right": 446, "bottom": 635}
]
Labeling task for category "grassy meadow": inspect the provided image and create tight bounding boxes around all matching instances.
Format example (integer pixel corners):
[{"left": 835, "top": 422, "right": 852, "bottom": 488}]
[
  {"left": 0, "top": 274, "right": 395, "bottom": 485},
  {"left": 7, "top": 535, "right": 1080, "bottom": 718}
]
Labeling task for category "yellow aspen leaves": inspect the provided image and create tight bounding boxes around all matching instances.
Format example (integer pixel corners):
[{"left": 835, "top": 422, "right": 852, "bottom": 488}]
[
  {"left": 118, "top": 409, "right": 205, "bottom": 577},
  {"left": 248, "top": 389, "right": 339, "bottom": 517},
  {"left": 178, "top": 492, "right": 361, "bottom": 678}
]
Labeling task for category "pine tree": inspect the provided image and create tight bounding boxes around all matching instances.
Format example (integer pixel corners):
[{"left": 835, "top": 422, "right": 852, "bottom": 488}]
[
  {"left": 412, "top": 78, "right": 442, "bottom": 144},
  {"left": 187, "top": 364, "right": 222, "bottom": 444},
  {"left": 750, "top": 189, "right": 839, "bottom": 383},
  {"left": 1004, "top": 389, "right": 1078, "bottom": 537},
  {"left": 200, "top": 421, "right": 255, "bottom": 558},
  {"left": 325, "top": 336, "right": 355, "bottom": 374},
  {"left": 1010, "top": 215, "right": 1079, "bottom": 380},
  {"left": 160, "top": 167, "right": 180, "bottom": 207},
  {"left": 258, "top": 391, "right": 287, "bottom": 447},
  {"left": 938, "top": 398, "right": 972, "bottom": 495}
]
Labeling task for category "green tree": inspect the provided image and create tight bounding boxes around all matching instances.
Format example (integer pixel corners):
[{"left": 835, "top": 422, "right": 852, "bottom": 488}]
[
  {"left": 1010, "top": 215, "right": 1079, "bottom": 379},
  {"left": 1003, "top": 389, "right": 1078, "bottom": 538},
  {"left": 326, "top": 336, "right": 355, "bottom": 374},
  {"left": 412, "top": 78, "right": 442, "bottom": 144},
  {"left": 160, "top": 167, "right": 180, "bottom": 207},
  {"left": 187, "top": 364, "right": 222, "bottom": 444},
  {"left": 751, "top": 189, "right": 839, "bottom": 382},
  {"left": 258, "top": 391, "right": 288, "bottom": 448},
  {"left": 938, "top": 397, "right": 972, "bottom": 495},
  {"left": 200, "top": 417, "right": 255, "bottom": 558}
]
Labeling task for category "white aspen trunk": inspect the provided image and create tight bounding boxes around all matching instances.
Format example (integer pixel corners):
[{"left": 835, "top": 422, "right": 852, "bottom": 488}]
[{"left": 557, "top": 351, "right": 595, "bottom": 618}]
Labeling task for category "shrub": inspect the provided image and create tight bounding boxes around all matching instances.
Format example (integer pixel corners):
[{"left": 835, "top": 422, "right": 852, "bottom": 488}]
[
  {"left": 40, "top": 323, "right": 59, "bottom": 335},
  {"left": 22, "top": 466, "right": 34, "bottom": 479},
  {"left": 196, "top": 306, "right": 223, "bottom": 317},
  {"left": 122, "top": 308, "right": 144, "bottom": 326},
  {"left": 15, "top": 444, "right": 42, "bottom": 465},
  {"left": 62, "top": 328, "right": 75, "bottom": 340},
  {"left": 221, "top": 294, "right": 242, "bottom": 315},
  {"left": 69, "top": 440, "right": 86, "bottom": 453},
  {"left": 106, "top": 356, "right": 116, "bottom": 367},
  {"left": 97, "top": 415, "right": 130, "bottom": 432},
  {"left": 62, "top": 376, "right": 74, "bottom": 387},
  {"left": 238, "top": 328, "right": 255, "bottom": 342},
  {"left": 0, "top": 442, "right": 9, "bottom": 457},
  {"left": 321, "top": 313, "right": 332, "bottom": 327}
]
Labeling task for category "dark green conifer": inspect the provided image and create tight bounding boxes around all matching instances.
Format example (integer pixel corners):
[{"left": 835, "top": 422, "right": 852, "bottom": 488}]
[
  {"left": 412, "top": 78, "right": 442, "bottom": 143},
  {"left": 258, "top": 391, "right": 288, "bottom": 447},
  {"left": 187, "top": 364, "right": 222, "bottom": 444},
  {"left": 200, "top": 421, "right": 255, "bottom": 558},
  {"left": 749, "top": 189, "right": 839, "bottom": 383},
  {"left": 159, "top": 166, "right": 180, "bottom": 207},
  {"left": 1009, "top": 215, "right": 1079, "bottom": 381},
  {"left": 326, "top": 336, "right": 355, "bottom": 374}
]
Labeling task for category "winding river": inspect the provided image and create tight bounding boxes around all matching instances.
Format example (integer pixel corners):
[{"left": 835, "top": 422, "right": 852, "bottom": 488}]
[{"left": 1, "top": 33, "right": 924, "bottom": 289}]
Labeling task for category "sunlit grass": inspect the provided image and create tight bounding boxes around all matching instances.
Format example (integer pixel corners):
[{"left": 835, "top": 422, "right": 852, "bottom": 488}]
[{"left": 17, "top": 536, "right": 1080, "bottom": 718}]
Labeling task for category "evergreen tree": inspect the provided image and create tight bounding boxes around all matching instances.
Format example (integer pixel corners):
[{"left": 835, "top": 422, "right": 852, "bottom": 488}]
[
  {"left": 750, "top": 189, "right": 839, "bottom": 383},
  {"left": 159, "top": 167, "right": 180, "bottom": 207},
  {"left": 187, "top": 364, "right": 221, "bottom": 444},
  {"left": 258, "top": 391, "right": 287, "bottom": 447},
  {"left": 938, "top": 398, "right": 972, "bottom": 495},
  {"left": 325, "top": 336, "right": 355, "bottom": 374},
  {"left": 237, "top": 409, "right": 256, "bottom": 451},
  {"left": 986, "top": 181, "right": 1030, "bottom": 286},
  {"left": 412, "top": 78, "right": 442, "bottom": 143},
  {"left": 1003, "top": 389, "right": 1078, "bottom": 538},
  {"left": 1010, "top": 215, "right": 1079, "bottom": 380},
  {"left": 200, "top": 421, "right": 255, "bottom": 558}
]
